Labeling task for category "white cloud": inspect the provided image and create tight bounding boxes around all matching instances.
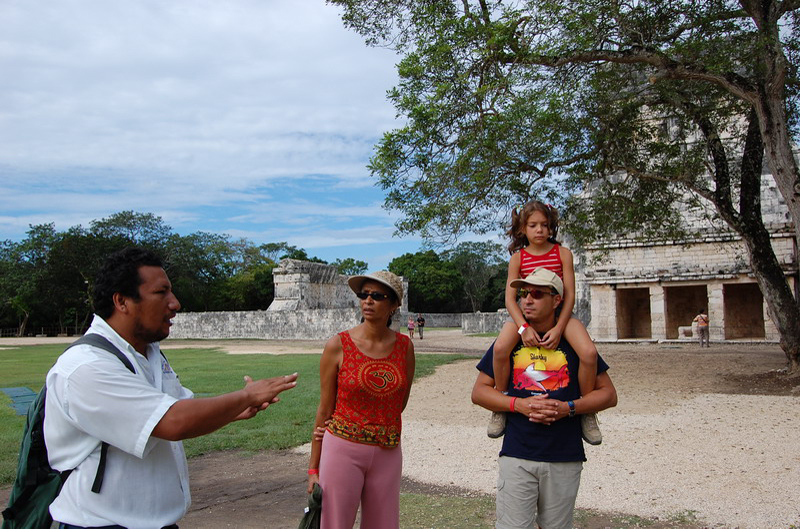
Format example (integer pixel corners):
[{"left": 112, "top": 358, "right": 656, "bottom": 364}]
[
  {"left": 0, "top": 0, "right": 424, "bottom": 268},
  {"left": 0, "top": 0, "right": 398, "bottom": 182}
]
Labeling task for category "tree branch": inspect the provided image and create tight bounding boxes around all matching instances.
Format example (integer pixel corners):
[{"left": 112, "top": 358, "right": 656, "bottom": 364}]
[
  {"left": 501, "top": 47, "right": 758, "bottom": 102},
  {"left": 739, "top": 106, "right": 764, "bottom": 223}
]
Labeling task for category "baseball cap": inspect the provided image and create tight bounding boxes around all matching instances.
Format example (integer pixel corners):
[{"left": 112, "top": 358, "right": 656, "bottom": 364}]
[{"left": 509, "top": 267, "right": 563, "bottom": 296}]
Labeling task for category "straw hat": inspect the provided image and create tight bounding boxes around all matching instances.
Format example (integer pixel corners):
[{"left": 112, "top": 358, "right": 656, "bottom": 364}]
[{"left": 347, "top": 270, "right": 403, "bottom": 304}]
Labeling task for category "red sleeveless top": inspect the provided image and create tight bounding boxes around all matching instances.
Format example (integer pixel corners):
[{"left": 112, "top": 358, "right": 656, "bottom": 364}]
[
  {"left": 327, "top": 331, "right": 410, "bottom": 448},
  {"left": 519, "top": 244, "right": 563, "bottom": 279}
]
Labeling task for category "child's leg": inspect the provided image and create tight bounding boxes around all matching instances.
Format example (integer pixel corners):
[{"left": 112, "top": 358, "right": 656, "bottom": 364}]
[
  {"left": 563, "top": 319, "right": 597, "bottom": 397},
  {"left": 563, "top": 319, "right": 602, "bottom": 445},
  {"left": 488, "top": 323, "right": 520, "bottom": 438},
  {"left": 493, "top": 342, "right": 511, "bottom": 392}
]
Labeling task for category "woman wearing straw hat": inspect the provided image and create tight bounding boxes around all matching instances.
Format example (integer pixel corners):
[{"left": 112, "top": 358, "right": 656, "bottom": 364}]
[{"left": 307, "top": 271, "right": 415, "bottom": 529}]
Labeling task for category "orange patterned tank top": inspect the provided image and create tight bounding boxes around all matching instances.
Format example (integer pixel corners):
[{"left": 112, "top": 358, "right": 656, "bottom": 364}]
[{"left": 327, "top": 330, "right": 410, "bottom": 448}]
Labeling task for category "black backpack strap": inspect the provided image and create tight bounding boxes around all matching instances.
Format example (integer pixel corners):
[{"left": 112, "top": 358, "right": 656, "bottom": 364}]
[
  {"left": 66, "top": 334, "right": 138, "bottom": 494},
  {"left": 90, "top": 443, "right": 110, "bottom": 494}
]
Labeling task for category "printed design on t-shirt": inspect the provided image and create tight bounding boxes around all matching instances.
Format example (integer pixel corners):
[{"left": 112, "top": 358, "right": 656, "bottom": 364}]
[
  {"left": 358, "top": 360, "right": 403, "bottom": 396},
  {"left": 511, "top": 346, "right": 570, "bottom": 393}
]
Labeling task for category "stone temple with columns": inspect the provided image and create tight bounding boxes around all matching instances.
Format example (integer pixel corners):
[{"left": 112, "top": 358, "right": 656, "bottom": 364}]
[{"left": 576, "top": 175, "right": 796, "bottom": 343}]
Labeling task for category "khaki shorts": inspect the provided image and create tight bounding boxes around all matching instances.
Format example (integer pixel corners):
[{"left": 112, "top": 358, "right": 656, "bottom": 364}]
[{"left": 496, "top": 456, "right": 582, "bottom": 529}]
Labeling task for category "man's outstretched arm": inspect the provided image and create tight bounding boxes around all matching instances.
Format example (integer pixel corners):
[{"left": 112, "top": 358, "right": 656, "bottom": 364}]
[{"left": 153, "top": 373, "right": 298, "bottom": 441}]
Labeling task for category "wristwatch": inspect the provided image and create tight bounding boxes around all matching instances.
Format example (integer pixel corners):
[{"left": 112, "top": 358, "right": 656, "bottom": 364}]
[{"left": 567, "top": 400, "right": 576, "bottom": 417}]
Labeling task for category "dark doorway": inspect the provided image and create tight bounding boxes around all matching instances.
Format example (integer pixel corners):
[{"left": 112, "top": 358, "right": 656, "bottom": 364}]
[{"left": 616, "top": 288, "right": 652, "bottom": 339}]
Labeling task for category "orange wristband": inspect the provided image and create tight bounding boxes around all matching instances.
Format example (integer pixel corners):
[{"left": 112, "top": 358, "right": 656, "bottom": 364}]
[
  {"left": 509, "top": 397, "right": 517, "bottom": 413},
  {"left": 307, "top": 469, "right": 319, "bottom": 475}
]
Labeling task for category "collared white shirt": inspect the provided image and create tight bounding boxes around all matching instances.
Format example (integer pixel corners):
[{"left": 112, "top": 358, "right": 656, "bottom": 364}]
[{"left": 44, "top": 315, "right": 193, "bottom": 529}]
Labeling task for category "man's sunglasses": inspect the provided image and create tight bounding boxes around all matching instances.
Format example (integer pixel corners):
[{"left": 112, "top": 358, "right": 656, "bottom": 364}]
[
  {"left": 356, "top": 291, "right": 390, "bottom": 301},
  {"left": 517, "top": 288, "right": 557, "bottom": 299}
]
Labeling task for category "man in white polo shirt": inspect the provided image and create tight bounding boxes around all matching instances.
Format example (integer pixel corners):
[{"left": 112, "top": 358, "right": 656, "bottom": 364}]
[{"left": 44, "top": 247, "right": 298, "bottom": 529}]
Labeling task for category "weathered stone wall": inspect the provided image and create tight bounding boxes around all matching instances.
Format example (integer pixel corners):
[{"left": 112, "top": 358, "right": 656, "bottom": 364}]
[
  {"left": 397, "top": 312, "right": 463, "bottom": 329},
  {"left": 170, "top": 310, "right": 465, "bottom": 340},
  {"left": 461, "top": 311, "right": 509, "bottom": 335},
  {"left": 169, "top": 259, "right": 464, "bottom": 340},
  {"left": 586, "top": 277, "right": 788, "bottom": 342},
  {"left": 269, "top": 259, "right": 409, "bottom": 312},
  {"left": 582, "top": 231, "right": 795, "bottom": 285},
  {"left": 170, "top": 309, "right": 365, "bottom": 340},
  {"left": 581, "top": 230, "right": 795, "bottom": 342}
]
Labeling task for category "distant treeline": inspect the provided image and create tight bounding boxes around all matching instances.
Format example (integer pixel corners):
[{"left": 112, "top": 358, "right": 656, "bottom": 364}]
[{"left": 0, "top": 211, "right": 507, "bottom": 337}]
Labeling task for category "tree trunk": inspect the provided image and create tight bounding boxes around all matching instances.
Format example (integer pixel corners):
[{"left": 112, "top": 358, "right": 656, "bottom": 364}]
[
  {"left": 722, "top": 103, "right": 800, "bottom": 374},
  {"left": 739, "top": 221, "right": 800, "bottom": 374},
  {"left": 750, "top": 0, "right": 800, "bottom": 249},
  {"left": 17, "top": 312, "right": 29, "bottom": 337},
  {"left": 756, "top": 99, "right": 800, "bottom": 248}
]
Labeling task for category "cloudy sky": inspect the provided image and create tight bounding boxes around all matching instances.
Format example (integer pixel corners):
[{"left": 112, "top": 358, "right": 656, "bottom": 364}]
[{"left": 0, "top": 0, "right": 435, "bottom": 270}]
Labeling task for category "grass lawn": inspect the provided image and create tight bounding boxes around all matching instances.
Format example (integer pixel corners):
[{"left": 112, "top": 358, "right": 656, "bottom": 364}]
[{"left": 0, "top": 343, "right": 469, "bottom": 485}]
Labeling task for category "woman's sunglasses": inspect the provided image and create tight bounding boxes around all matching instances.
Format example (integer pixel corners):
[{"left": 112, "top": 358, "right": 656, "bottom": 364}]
[
  {"left": 356, "top": 291, "right": 390, "bottom": 301},
  {"left": 517, "top": 288, "right": 556, "bottom": 299}
]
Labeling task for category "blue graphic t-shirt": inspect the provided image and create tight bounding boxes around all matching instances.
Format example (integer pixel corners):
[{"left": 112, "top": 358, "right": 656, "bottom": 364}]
[{"left": 476, "top": 339, "right": 609, "bottom": 462}]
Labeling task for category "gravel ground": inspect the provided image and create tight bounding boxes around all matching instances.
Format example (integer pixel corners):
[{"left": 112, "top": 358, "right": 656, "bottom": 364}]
[{"left": 392, "top": 331, "right": 800, "bottom": 529}]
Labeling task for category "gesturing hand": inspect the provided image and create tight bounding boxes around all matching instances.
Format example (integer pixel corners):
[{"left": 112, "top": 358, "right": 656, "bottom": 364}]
[{"left": 243, "top": 373, "right": 298, "bottom": 411}]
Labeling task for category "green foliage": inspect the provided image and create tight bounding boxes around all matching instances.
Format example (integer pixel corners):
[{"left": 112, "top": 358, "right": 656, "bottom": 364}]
[
  {"left": 389, "top": 250, "right": 463, "bottom": 312},
  {"left": 332, "top": 0, "right": 800, "bottom": 244},
  {"left": 332, "top": 257, "right": 369, "bottom": 275},
  {"left": 0, "top": 213, "right": 363, "bottom": 332},
  {"left": 333, "top": 0, "right": 800, "bottom": 365},
  {"left": 0, "top": 343, "right": 467, "bottom": 485},
  {"left": 89, "top": 211, "right": 172, "bottom": 252},
  {"left": 442, "top": 241, "right": 505, "bottom": 311},
  {"left": 386, "top": 244, "right": 507, "bottom": 313},
  {"left": 281, "top": 247, "right": 326, "bottom": 263}
]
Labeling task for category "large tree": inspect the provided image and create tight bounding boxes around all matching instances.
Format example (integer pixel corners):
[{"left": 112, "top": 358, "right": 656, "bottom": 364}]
[
  {"left": 0, "top": 212, "right": 355, "bottom": 329},
  {"left": 1, "top": 224, "right": 59, "bottom": 336},
  {"left": 442, "top": 241, "right": 505, "bottom": 311},
  {"left": 90, "top": 211, "right": 172, "bottom": 252},
  {"left": 389, "top": 250, "right": 463, "bottom": 312},
  {"left": 332, "top": 0, "right": 800, "bottom": 373}
]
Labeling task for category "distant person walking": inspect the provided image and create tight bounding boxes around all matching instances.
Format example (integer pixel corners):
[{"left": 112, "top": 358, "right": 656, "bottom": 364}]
[
  {"left": 416, "top": 314, "right": 425, "bottom": 340},
  {"left": 407, "top": 317, "right": 415, "bottom": 338},
  {"left": 694, "top": 309, "right": 710, "bottom": 347}
]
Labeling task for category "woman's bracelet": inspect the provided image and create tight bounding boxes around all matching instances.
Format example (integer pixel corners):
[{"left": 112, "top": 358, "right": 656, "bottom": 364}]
[
  {"left": 509, "top": 396, "right": 517, "bottom": 413},
  {"left": 307, "top": 468, "right": 319, "bottom": 475}
]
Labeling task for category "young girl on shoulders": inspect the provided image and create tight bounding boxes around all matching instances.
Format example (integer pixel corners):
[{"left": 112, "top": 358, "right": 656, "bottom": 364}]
[{"left": 488, "top": 200, "right": 601, "bottom": 444}]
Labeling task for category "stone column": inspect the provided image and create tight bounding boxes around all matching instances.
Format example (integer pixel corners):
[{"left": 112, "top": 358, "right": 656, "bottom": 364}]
[
  {"left": 650, "top": 285, "right": 666, "bottom": 341},
  {"left": 707, "top": 282, "right": 724, "bottom": 341},
  {"left": 588, "top": 284, "right": 616, "bottom": 340}
]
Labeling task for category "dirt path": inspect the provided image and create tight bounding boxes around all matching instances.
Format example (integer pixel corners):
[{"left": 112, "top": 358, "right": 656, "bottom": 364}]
[{"left": 2, "top": 331, "right": 798, "bottom": 528}]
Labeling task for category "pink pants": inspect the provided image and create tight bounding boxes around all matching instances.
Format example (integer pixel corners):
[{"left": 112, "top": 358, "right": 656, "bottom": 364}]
[{"left": 319, "top": 431, "right": 402, "bottom": 529}]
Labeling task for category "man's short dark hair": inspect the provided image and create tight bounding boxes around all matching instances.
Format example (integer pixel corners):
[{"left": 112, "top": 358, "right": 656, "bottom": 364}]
[{"left": 92, "top": 247, "right": 164, "bottom": 319}]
